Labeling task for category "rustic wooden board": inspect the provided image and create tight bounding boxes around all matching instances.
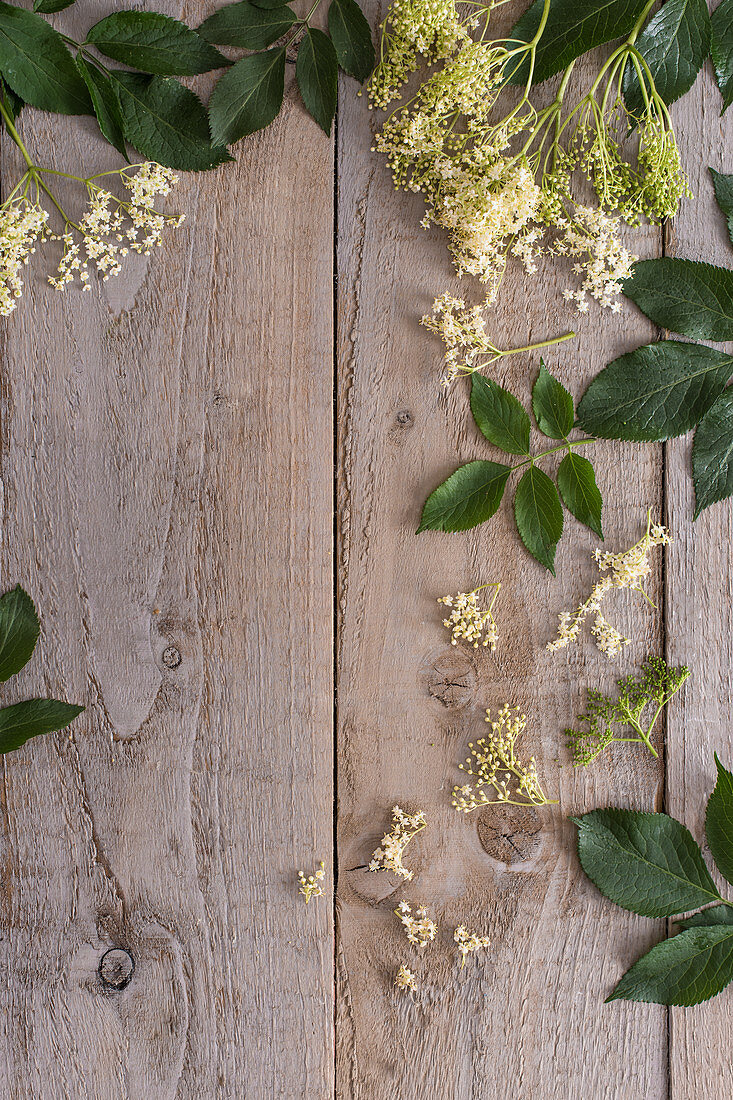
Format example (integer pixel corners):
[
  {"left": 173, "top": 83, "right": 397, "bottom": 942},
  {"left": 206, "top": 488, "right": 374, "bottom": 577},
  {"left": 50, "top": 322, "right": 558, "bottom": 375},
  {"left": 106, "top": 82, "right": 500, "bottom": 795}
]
[
  {"left": 666, "top": 48, "right": 733, "bottom": 1100},
  {"left": 0, "top": 3, "right": 335, "bottom": 1095},
  {"left": 335, "top": 6, "right": 674, "bottom": 1096}
]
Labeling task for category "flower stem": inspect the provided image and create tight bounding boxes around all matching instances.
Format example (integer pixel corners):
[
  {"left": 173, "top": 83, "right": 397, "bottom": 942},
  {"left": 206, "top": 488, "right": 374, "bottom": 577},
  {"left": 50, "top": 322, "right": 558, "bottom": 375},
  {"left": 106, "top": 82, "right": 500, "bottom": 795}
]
[{"left": 0, "top": 98, "right": 33, "bottom": 170}]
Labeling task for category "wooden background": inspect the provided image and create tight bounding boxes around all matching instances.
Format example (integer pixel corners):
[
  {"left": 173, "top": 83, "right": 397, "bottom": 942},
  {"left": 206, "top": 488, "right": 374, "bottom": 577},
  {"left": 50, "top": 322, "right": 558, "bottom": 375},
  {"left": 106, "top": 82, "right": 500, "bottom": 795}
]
[{"left": 0, "top": 0, "right": 731, "bottom": 1096}]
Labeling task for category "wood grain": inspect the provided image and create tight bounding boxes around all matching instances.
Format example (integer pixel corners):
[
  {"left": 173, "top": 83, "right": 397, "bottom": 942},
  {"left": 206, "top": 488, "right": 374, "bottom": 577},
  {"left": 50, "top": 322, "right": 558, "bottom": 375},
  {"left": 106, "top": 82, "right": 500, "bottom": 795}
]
[
  {"left": 335, "top": 7, "right": 669, "bottom": 1096},
  {"left": 665, "top": 40, "right": 733, "bottom": 1100},
  {"left": 0, "top": 3, "right": 334, "bottom": 1096}
]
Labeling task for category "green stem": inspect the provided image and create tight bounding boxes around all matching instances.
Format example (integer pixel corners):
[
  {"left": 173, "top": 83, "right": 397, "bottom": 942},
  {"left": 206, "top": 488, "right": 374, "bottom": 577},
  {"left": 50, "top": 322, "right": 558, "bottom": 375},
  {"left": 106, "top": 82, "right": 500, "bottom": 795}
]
[
  {"left": 492, "top": 329, "right": 576, "bottom": 360},
  {"left": 0, "top": 98, "right": 33, "bottom": 169},
  {"left": 514, "top": 435, "right": 595, "bottom": 471}
]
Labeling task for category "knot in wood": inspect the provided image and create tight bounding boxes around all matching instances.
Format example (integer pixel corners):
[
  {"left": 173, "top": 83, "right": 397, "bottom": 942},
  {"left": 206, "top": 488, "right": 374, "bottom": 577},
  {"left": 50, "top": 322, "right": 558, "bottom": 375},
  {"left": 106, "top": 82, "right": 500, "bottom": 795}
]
[
  {"left": 426, "top": 650, "right": 476, "bottom": 708},
  {"left": 477, "top": 804, "right": 542, "bottom": 866},
  {"left": 162, "top": 645, "right": 182, "bottom": 669},
  {"left": 99, "top": 947, "right": 134, "bottom": 991},
  {"left": 395, "top": 410, "right": 413, "bottom": 427}
]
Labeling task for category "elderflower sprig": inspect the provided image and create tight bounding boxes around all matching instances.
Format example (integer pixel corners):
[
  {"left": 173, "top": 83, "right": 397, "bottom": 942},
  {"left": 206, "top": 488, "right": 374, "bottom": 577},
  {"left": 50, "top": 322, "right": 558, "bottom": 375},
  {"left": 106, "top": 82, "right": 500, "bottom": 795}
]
[
  {"left": 394, "top": 901, "right": 438, "bottom": 949},
  {"left": 297, "top": 861, "right": 326, "bottom": 903},
  {"left": 452, "top": 704, "right": 556, "bottom": 811},
  {"left": 566, "top": 656, "right": 690, "bottom": 766},
  {"left": 438, "top": 582, "right": 500, "bottom": 650},
  {"left": 0, "top": 99, "right": 183, "bottom": 315},
  {"left": 369, "top": 806, "right": 427, "bottom": 880},
  {"left": 454, "top": 925, "right": 490, "bottom": 967},
  {"left": 394, "top": 962, "right": 418, "bottom": 994},
  {"left": 548, "top": 511, "right": 670, "bottom": 658}
]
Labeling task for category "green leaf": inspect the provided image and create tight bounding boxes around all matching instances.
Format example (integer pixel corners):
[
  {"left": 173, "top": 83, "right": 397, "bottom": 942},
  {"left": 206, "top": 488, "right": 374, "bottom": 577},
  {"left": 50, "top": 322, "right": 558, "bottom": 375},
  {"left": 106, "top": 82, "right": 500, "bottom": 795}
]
[
  {"left": 0, "top": 1, "right": 90, "bottom": 115},
  {"left": 0, "top": 586, "right": 39, "bottom": 682},
  {"left": 34, "top": 0, "right": 76, "bottom": 12},
  {"left": 470, "top": 373, "right": 530, "bottom": 455},
  {"left": 514, "top": 466, "right": 563, "bottom": 573},
  {"left": 623, "top": 0, "right": 710, "bottom": 114},
  {"left": 607, "top": 925, "right": 733, "bottom": 1006},
  {"left": 508, "top": 0, "right": 651, "bottom": 85},
  {"left": 296, "top": 28, "right": 338, "bottom": 135},
  {"left": 574, "top": 809, "right": 722, "bottom": 917},
  {"left": 328, "top": 0, "right": 374, "bottom": 82},
  {"left": 576, "top": 341, "right": 733, "bottom": 442},
  {"left": 112, "top": 73, "right": 231, "bottom": 172},
  {"left": 706, "top": 753, "right": 733, "bottom": 887},
  {"left": 0, "top": 699, "right": 84, "bottom": 756},
  {"left": 87, "top": 11, "right": 227, "bottom": 77},
  {"left": 251, "top": 0, "right": 291, "bottom": 7},
  {"left": 76, "top": 55, "right": 127, "bottom": 160},
  {"left": 692, "top": 389, "right": 733, "bottom": 517},
  {"left": 678, "top": 903, "right": 733, "bottom": 929},
  {"left": 208, "top": 48, "right": 286, "bottom": 145},
  {"left": 712, "top": 0, "right": 733, "bottom": 113},
  {"left": 624, "top": 258, "right": 733, "bottom": 341},
  {"left": 0, "top": 78, "right": 22, "bottom": 124},
  {"left": 710, "top": 167, "right": 733, "bottom": 246},
  {"left": 198, "top": 1, "right": 296, "bottom": 50},
  {"left": 418, "top": 461, "right": 512, "bottom": 533},
  {"left": 532, "top": 361, "right": 574, "bottom": 439},
  {"left": 557, "top": 452, "right": 603, "bottom": 538}
]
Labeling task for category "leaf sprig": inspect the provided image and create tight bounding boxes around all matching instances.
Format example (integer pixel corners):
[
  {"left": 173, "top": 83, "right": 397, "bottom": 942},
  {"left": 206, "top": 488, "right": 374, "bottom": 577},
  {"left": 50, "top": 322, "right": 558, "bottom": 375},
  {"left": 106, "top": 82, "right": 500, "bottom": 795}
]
[
  {"left": 577, "top": 252, "right": 733, "bottom": 518},
  {"left": 419, "top": 364, "right": 602, "bottom": 573},
  {"left": 574, "top": 754, "right": 733, "bottom": 1007},
  {"left": 0, "top": 585, "right": 83, "bottom": 754}
]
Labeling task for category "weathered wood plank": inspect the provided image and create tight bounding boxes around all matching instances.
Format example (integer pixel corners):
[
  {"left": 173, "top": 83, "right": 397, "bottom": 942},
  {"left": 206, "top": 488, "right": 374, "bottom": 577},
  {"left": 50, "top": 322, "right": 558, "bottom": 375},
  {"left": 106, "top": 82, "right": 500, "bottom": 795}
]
[
  {"left": 0, "top": 4, "right": 335, "bottom": 1095},
  {"left": 666, "top": 49, "right": 733, "bottom": 1100},
  {"left": 335, "top": 9, "right": 668, "bottom": 1095}
]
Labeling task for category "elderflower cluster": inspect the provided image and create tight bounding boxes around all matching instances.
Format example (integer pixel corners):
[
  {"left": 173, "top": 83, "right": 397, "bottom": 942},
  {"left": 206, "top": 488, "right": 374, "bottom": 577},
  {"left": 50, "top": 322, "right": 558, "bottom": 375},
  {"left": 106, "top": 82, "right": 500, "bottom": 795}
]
[
  {"left": 422, "top": 293, "right": 529, "bottom": 387},
  {"left": 556, "top": 206, "right": 635, "bottom": 313},
  {"left": 368, "top": 0, "right": 469, "bottom": 110},
  {"left": 368, "top": 806, "right": 427, "bottom": 880},
  {"left": 438, "top": 583, "right": 499, "bottom": 650},
  {"left": 454, "top": 926, "right": 490, "bottom": 966},
  {"left": 0, "top": 199, "right": 49, "bottom": 315},
  {"left": 395, "top": 901, "right": 438, "bottom": 949},
  {"left": 548, "top": 513, "right": 671, "bottom": 658},
  {"left": 394, "top": 962, "right": 418, "bottom": 993},
  {"left": 452, "top": 704, "right": 556, "bottom": 811},
  {"left": 297, "top": 861, "right": 326, "bottom": 903}
]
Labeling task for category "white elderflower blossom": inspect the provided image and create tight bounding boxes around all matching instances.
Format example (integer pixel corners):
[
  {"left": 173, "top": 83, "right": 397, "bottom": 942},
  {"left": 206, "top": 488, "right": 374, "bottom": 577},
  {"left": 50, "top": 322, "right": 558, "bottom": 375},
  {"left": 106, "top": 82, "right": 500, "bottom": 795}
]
[
  {"left": 438, "top": 583, "right": 500, "bottom": 650},
  {"left": 548, "top": 511, "right": 670, "bottom": 657},
  {"left": 454, "top": 925, "right": 490, "bottom": 966},
  {"left": 297, "top": 861, "right": 326, "bottom": 903},
  {"left": 394, "top": 962, "right": 418, "bottom": 993},
  {"left": 394, "top": 901, "right": 438, "bottom": 949},
  {"left": 0, "top": 199, "right": 49, "bottom": 315},
  {"left": 369, "top": 806, "right": 427, "bottom": 880},
  {"left": 452, "top": 704, "right": 556, "bottom": 811}
]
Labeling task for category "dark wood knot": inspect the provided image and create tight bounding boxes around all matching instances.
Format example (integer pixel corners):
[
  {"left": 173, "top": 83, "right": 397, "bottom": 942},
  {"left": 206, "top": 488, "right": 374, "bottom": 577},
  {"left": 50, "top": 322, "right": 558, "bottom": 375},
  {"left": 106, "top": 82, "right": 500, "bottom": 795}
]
[
  {"left": 476, "top": 804, "right": 543, "bottom": 865},
  {"left": 99, "top": 947, "right": 135, "bottom": 991},
  {"left": 395, "top": 410, "right": 413, "bottom": 427},
  {"left": 162, "top": 645, "right": 182, "bottom": 670},
  {"left": 426, "top": 650, "right": 476, "bottom": 708}
]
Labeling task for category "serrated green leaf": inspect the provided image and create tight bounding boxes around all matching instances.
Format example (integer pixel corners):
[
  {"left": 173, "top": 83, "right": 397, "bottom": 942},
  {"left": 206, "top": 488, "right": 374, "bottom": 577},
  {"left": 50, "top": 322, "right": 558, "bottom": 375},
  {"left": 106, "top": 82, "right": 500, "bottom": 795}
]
[
  {"left": 574, "top": 809, "right": 722, "bottom": 917},
  {"left": 470, "top": 373, "right": 530, "bottom": 455},
  {"left": 76, "top": 55, "right": 127, "bottom": 160},
  {"left": 0, "top": 1, "right": 90, "bottom": 115},
  {"left": 34, "top": 0, "right": 76, "bottom": 12},
  {"left": 706, "top": 754, "right": 733, "bottom": 887},
  {"left": 296, "top": 27, "right": 337, "bottom": 135},
  {"left": 624, "top": 258, "right": 733, "bottom": 341},
  {"left": 87, "top": 11, "right": 227, "bottom": 77},
  {"left": 0, "top": 699, "right": 84, "bottom": 756},
  {"left": 532, "top": 361, "right": 574, "bottom": 439},
  {"left": 508, "top": 0, "right": 650, "bottom": 85},
  {"left": 418, "top": 461, "right": 511, "bottom": 533},
  {"left": 208, "top": 48, "right": 285, "bottom": 145},
  {"left": 328, "top": 0, "right": 374, "bottom": 82},
  {"left": 514, "top": 466, "right": 563, "bottom": 573},
  {"left": 712, "top": 0, "right": 733, "bottom": 113},
  {"left": 112, "top": 73, "right": 231, "bottom": 171},
  {"left": 199, "top": 1, "right": 296, "bottom": 50},
  {"left": 607, "top": 925, "right": 733, "bottom": 1006},
  {"left": 623, "top": 0, "right": 710, "bottom": 114},
  {"left": 557, "top": 452, "right": 603, "bottom": 538},
  {"left": 576, "top": 341, "right": 733, "bottom": 442},
  {"left": 0, "top": 586, "right": 39, "bottom": 683},
  {"left": 678, "top": 903, "right": 733, "bottom": 929},
  {"left": 251, "top": 0, "right": 291, "bottom": 7},
  {"left": 692, "top": 389, "right": 733, "bottom": 517},
  {"left": 711, "top": 167, "right": 733, "bottom": 246}
]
